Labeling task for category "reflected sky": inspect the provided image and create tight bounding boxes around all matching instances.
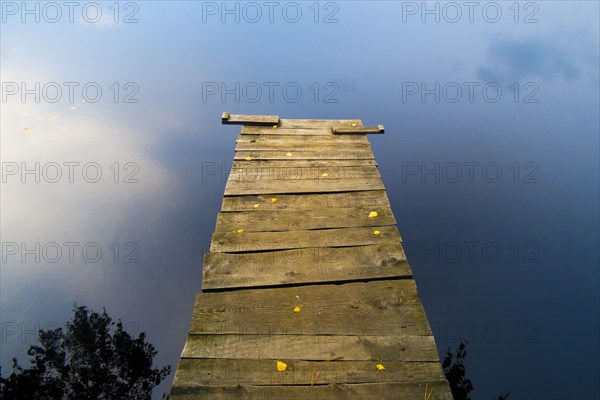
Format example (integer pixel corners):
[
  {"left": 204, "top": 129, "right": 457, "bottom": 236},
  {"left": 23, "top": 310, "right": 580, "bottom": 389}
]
[{"left": 1, "top": 1, "right": 599, "bottom": 399}]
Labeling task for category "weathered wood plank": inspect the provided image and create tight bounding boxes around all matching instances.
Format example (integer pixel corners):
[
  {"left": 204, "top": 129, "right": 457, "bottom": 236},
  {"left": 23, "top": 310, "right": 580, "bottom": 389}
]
[
  {"left": 211, "top": 225, "right": 401, "bottom": 252},
  {"left": 234, "top": 149, "right": 374, "bottom": 161},
  {"left": 221, "top": 191, "right": 391, "bottom": 212},
  {"left": 237, "top": 134, "right": 368, "bottom": 143},
  {"left": 189, "top": 280, "right": 430, "bottom": 336},
  {"left": 334, "top": 125, "right": 385, "bottom": 134},
  {"left": 235, "top": 141, "right": 371, "bottom": 151},
  {"left": 222, "top": 113, "right": 279, "bottom": 125},
  {"left": 278, "top": 119, "right": 363, "bottom": 129},
  {"left": 232, "top": 159, "right": 377, "bottom": 170},
  {"left": 181, "top": 334, "right": 437, "bottom": 360},
  {"left": 241, "top": 126, "right": 333, "bottom": 136},
  {"left": 224, "top": 176, "right": 385, "bottom": 195},
  {"left": 189, "top": 304, "right": 429, "bottom": 337},
  {"left": 227, "top": 165, "right": 381, "bottom": 183},
  {"left": 173, "top": 359, "right": 445, "bottom": 386},
  {"left": 202, "top": 243, "right": 410, "bottom": 291},
  {"left": 170, "top": 381, "right": 454, "bottom": 400},
  {"left": 214, "top": 207, "right": 395, "bottom": 233}
]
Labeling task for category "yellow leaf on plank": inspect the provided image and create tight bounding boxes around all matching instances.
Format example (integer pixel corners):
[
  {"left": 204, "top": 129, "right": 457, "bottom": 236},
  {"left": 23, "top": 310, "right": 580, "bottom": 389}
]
[
  {"left": 245, "top": 157, "right": 252, "bottom": 161},
  {"left": 253, "top": 204, "right": 260, "bottom": 208},
  {"left": 368, "top": 211, "right": 378, "bottom": 218},
  {"left": 276, "top": 361, "right": 287, "bottom": 372},
  {"left": 271, "top": 198, "right": 278, "bottom": 203},
  {"left": 373, "top": 230, "right": 381, "bottom": 235},
  {"left": 293, "top": 306, "right": 301, "bottom": 313},
  {"left": 376, "top": 363, "right": 385, "bottom": 371}
]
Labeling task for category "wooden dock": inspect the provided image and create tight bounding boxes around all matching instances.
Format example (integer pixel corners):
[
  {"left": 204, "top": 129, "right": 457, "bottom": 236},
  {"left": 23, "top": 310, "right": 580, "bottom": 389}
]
[{"left": 170, "top": 114, "right": 453, "bottom": 399}]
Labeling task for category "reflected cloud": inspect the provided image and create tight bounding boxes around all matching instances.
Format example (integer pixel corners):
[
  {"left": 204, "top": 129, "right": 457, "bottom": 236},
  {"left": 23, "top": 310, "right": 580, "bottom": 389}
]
[{"left": 477, "top": 36, "right": 592, "bottom": 83}]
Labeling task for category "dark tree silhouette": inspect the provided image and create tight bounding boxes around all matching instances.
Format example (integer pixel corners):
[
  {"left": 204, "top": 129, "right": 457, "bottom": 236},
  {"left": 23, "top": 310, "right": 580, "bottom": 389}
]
[
  {"left": 443, "top": 340, "right": 475, "bottom": 400},
  {"left": 443, "top": 340, "right": 509, "bottom": 400},
  {"left": 0, "top": 305, "right": 171, "bottom": 400}
]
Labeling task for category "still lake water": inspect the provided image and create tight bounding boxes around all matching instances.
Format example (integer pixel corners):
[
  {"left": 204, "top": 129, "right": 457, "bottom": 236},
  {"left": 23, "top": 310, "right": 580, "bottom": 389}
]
[{"left": 1, "top": 1, "right": 598, "bottom": 398}]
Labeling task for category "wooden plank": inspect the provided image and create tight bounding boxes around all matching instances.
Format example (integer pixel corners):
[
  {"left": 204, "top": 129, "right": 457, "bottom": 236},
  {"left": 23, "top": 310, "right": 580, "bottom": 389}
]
[
  {"left": 181, "top": 334, "right": 437, "bottom": 360},
  {"left": 173, "top": 359, "right": 445, "bottom": 386},
  {"left": 189, "top": 303, "right": 429, "bottom": 337},
  {"left": 214, "top": 207, "right": 395, "bottom": 233},
  {"left": 227, "top": 165, "right": 381, "bottom": 183},
  {"left": 170, "top": 381, "right": 454, "bottom": 400},
  {"left": 189, "top": 280, "right": 430, "bottom": 336},
  {"left": 211, "top": 225, "right": 401, "bottom": 252},
  {"left": 241, "top": 126, "right": 333, "bottom": 136},
  {"left": 237, "top": 134, "right": 368, "bottom": 143},
  {"left": 234, "top": 149, "right": 374, "bottom": 161},
  {"left": 334, "top": 125, "right": 385, "bottom": 134},
  {"left": 222, "top": 113, "right": 279, "bottom": 125},
  {"left": 224, "top": 176, "right": 385, "bottom": 195},
  {"left": 232, "top": 159, "right": 377, "bottom": 169},
  {"left": 278, "top": 119, "right": 363, "bottom": 129},
  {"left": 235, "top": 141, "right": 371, "bottom": 151},
  {"left": 221, "top": 191, "right": 391, "bottom": 212},
  {"left": 202, "top": 243, "right": 410, "bottom": 291}
]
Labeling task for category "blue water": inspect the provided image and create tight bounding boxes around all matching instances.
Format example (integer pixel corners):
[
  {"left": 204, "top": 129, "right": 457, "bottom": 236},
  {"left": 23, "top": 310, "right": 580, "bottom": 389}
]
[{"left": 1, "top": 2, "right": 598, "bottom": 398}]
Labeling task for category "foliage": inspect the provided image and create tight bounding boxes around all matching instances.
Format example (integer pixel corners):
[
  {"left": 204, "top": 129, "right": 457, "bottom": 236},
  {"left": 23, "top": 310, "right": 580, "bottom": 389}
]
[
  {"left": 443, "top": 340, "right": 509, "bottom": 400},
  {"left": 0, "top": 306, "right": 171, "bottom": 400}
]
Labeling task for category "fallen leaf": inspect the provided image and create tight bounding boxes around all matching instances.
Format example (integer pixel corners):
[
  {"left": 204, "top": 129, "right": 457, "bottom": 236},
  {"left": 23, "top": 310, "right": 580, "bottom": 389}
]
[
  {"left": 245, "top": 157, "right": 252, "bottom": 161},
  {"left": 368, "top": 211, "right": 378, "bottom": 218},
  {"left": 273, "top": 125, "right": 278, "bottom": 129},
  {"left": 351, "top": 123, "right": 357, "bottom": 127},
  {"left": 293, "top": 306, "right": 301, "bottom": 313},
  {"left": 271, "top": 198, "right": 278, "bottom": 203},
  {"left": 253, "top": 204, "right": 260, "bottom": 208},
  {"left": 373, "top": 230, "right": 381, "bottom": 235},
  {"left": 376, "top": 363, "right": 385, "bottom": 371},
  {"left": 322, "top": 173, "right": 329, "bottom": 177},
  {"left": 236, "top": 229, "right": 244, "bottom": 233},
  {"left": 286, "top": 152, "right": 293, "bottom": 157},
  {"left": 276, "top": 360, "right": 287, "bottom": 372}
]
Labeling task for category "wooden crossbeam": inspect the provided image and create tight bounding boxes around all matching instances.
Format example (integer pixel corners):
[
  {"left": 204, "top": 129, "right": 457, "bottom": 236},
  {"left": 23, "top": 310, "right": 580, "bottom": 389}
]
[{"left": 222, "top": 112, "right": 280, "bottom": 125}]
